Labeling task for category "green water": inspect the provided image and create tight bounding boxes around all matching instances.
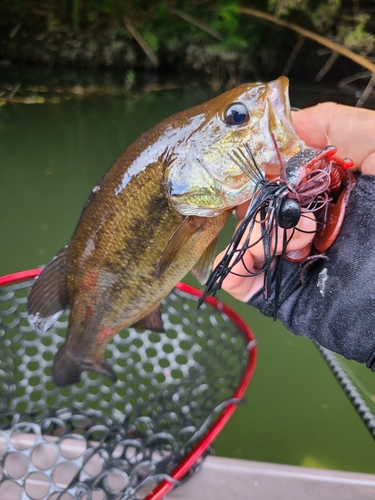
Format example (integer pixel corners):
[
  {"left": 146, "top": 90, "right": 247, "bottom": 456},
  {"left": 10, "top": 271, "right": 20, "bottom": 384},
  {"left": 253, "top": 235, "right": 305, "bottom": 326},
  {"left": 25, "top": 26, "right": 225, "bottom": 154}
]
[{"left": 1, "top": 76, "right": 375, "bottom": 474}]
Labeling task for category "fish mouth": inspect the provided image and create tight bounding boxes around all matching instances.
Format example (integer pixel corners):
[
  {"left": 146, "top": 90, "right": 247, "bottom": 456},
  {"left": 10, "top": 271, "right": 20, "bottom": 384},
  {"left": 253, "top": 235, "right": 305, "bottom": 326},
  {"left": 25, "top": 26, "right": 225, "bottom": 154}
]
[
  {"left": 265, "top": 77, "right": 304, "bottom": 165},
  {"left": 266, "top": 76, "right": 294, "bottom": 130}
]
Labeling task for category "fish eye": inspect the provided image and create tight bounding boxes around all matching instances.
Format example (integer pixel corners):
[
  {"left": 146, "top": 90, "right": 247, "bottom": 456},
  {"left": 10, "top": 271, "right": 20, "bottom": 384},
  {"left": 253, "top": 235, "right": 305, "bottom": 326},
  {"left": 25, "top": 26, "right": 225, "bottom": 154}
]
[
  {"left": 278, "top": 198, "right": 301, "bottom": 229},
  {"left": 225, "top": 102, "right": 249, "bottom": 126}
]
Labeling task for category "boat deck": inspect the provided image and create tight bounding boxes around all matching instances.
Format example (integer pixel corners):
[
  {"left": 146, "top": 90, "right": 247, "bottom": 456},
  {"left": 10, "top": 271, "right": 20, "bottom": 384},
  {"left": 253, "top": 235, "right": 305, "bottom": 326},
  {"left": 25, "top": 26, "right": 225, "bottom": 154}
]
[{"left": 168, "top": 456, "right": 375, "bottom": 500}]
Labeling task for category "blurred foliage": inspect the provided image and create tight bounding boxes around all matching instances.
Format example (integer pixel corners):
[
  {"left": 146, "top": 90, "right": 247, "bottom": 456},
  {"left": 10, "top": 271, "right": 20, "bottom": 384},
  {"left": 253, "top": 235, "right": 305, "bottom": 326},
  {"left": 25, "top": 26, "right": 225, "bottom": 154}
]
[
  {"left": 270, "top": 0, "right": 375, "bottom": 56},
  {"left": 0, "top": 0, "right": 265, "bottom": 74},
  {"left": 0, "top": 0, "right": 374, "bottom": 76},
  {"left": 338, "top": 12, "right": 375, "bottom": 54}
]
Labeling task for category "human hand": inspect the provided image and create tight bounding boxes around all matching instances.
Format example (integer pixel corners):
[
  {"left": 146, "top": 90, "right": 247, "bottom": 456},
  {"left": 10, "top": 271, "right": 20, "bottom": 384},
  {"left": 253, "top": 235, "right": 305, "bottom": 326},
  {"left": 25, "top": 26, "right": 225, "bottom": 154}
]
[
  {"left": 292, "top": 102, "right": 375, "bottom": 175},
  {"left": 216, "top": 210, "right": 316, "bottom": 302},
  {"left": 215, "top": 102, "right": 375, "bottom": 302}
]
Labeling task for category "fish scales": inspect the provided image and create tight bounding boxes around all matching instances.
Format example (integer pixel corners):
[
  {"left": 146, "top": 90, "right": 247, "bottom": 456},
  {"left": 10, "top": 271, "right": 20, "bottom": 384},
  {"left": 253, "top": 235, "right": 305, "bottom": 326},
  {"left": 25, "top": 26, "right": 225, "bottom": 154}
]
[
  {"left": 28, "top": 77, "right": 303, "bottom": 386},
  {"left": 66, "top": 161, "right": 226, "bottom": 335}
]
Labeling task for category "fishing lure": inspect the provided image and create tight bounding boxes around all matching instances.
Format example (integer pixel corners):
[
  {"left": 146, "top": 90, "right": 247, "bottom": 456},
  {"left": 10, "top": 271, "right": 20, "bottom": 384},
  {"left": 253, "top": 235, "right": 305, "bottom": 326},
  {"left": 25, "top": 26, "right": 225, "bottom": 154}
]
[{"left": 200, "top": 142, "right": 355, "bottom": 317}]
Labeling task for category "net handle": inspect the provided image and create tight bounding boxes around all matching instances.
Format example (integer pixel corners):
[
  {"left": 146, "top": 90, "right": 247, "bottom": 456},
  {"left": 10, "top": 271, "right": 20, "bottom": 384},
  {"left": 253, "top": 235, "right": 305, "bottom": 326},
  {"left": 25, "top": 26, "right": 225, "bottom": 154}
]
[{"left": 0, "top": 269, "right": 257, "bottom": 500}]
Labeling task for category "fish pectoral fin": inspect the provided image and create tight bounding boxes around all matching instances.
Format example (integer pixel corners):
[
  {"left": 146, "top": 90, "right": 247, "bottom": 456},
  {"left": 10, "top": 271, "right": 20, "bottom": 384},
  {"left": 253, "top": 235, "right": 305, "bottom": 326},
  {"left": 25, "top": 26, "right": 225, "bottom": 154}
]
[
  {"left": 191, "top": 236, "right": 219, "bottom": 285},
  {"left": 157, "top": 216, "right": 206, "bottom": 279},
  {"left": 132, "top": 305, "right": 165, "bottom": 332},
  {"left": 28, "top": 245, "right": 69, "bottom": 334},
  {"left": 53, "top": 346, "right": 117, "bottom": 387}
]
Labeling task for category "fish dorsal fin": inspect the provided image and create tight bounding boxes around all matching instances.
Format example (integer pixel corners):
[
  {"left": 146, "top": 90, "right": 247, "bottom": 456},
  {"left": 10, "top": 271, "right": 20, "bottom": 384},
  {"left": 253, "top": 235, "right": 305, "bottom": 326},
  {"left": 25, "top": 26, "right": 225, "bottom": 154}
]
[
  {"left": 157, "top": 216, "right": 205, "bottom": 279},
  {"left": 28, "top": 245, "right": 69, "bottom": 334},
  {"left": 191, "top": 236, "right": 219, "bottom": 285},
  {"left": 132, "top": 305, "right": 165, "bottom": 332}
]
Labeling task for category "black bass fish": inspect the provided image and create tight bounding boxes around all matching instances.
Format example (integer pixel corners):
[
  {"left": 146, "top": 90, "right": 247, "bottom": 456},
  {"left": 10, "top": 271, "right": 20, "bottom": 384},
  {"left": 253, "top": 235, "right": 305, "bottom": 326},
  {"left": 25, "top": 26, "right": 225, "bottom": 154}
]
[{"left": 28, "top": 77, "right": 302, "bottom": 386}]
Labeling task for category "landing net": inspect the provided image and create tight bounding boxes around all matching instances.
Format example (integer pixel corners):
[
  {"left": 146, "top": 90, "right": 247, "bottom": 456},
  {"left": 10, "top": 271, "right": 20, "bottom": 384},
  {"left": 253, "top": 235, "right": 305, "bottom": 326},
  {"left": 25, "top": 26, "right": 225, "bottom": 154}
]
[{"left": 0, "top": 270, "right": 256, "bottom": 500}]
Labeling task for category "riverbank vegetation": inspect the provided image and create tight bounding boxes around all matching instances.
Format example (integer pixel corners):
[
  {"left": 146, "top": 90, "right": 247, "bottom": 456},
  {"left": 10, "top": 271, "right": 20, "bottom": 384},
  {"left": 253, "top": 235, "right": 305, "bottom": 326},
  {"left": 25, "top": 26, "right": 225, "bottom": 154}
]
[{"left": 1, "top": 1, "right": 375, "bottom": 101}]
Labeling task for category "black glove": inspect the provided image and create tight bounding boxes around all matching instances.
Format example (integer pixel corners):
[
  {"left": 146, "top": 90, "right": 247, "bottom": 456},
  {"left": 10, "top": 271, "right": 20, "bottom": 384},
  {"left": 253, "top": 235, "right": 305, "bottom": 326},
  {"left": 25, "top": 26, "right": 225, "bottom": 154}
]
[{"left": 248, "top": 174, "right": 375, "bottom": 370}]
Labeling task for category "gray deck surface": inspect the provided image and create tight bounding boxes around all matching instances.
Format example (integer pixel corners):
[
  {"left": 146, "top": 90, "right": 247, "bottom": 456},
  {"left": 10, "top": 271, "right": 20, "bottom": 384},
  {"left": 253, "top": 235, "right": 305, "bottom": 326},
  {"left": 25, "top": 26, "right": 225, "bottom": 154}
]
[{"left": 167, "top": 456, "right": 375, "bottom": 499}]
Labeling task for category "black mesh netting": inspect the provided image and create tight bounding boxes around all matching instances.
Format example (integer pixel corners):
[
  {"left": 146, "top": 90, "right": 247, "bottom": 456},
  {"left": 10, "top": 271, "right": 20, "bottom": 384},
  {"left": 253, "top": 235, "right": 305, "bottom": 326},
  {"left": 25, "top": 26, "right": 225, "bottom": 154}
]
[{"left": 0, "top": 278, "right": 255, "bottom": 500}]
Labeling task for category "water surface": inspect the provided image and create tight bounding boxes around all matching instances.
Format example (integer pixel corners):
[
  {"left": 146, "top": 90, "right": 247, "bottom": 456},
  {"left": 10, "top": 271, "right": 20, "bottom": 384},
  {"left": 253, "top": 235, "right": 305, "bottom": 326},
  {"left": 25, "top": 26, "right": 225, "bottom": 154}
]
[{"left": 1, "top": 76, "right": 375, "bottom": 473}]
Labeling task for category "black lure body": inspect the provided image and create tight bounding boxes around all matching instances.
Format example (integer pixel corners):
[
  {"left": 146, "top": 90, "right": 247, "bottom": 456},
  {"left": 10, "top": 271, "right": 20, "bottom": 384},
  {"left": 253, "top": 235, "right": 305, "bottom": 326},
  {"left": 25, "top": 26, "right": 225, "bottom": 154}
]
[{"left": 199, "top": 144, "right": 337, "bottom": 317}]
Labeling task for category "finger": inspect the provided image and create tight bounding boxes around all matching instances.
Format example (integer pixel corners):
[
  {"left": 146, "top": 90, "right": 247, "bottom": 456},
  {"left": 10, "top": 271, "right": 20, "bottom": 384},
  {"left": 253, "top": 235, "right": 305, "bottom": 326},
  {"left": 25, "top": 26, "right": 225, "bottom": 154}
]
[
  {"left": 292, "top": 107, "right": 329, "bottom": 150},
  {"left": 239, "top": 210, "right": 317, "bottom": 264},
  {"left": 360, "top": 152, "right": 375, "bottom": 176},
  {"left": 235, "top": 200, "right": 250, "bottom": 220},
  {"left": 213, "top": 246, "right": 264, "bottom": 301},
  {"left": 293, "top": 103, "right": 375, "bottom": 173},
  {"left": 212, "top": 216, "right": 267, "bottom": 301},
  {"left": 285, "top": 211, "right": 317, "bottom": 252},
  {"left": 215, "top": 211, "right": 316, "bottom": 303}
]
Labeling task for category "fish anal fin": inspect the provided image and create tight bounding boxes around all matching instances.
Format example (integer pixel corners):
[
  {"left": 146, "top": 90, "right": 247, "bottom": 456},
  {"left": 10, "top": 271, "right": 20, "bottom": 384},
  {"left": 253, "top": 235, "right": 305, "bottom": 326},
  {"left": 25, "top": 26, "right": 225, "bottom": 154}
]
[
  {"left": 132, "top": 305, "right": 165, "bottom": 332},
  {"left": 157, "top": 216, "right": 205, "bottom": 279},
  {"left": 28, "top": 246, "right": 69, "bottom": 334},
  {"left": 191, "top": 236, "right": 219, "bottom": 285}
]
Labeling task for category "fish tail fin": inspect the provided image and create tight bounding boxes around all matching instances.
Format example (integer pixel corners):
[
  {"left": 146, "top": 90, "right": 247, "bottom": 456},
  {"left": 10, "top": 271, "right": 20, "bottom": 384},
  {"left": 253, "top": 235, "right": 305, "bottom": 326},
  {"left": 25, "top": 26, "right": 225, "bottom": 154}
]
[
  {"left": 52, "top": 346, "right": 117, "bottom": 387},
  {"left": 52, "top": 346, "right": 83, "bottom": 387}
]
